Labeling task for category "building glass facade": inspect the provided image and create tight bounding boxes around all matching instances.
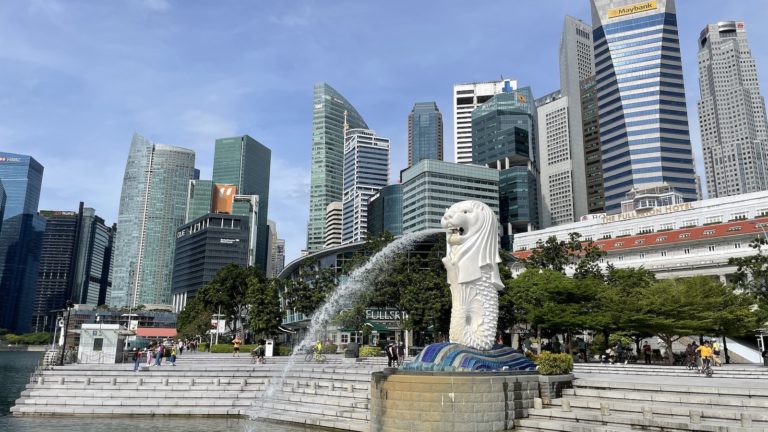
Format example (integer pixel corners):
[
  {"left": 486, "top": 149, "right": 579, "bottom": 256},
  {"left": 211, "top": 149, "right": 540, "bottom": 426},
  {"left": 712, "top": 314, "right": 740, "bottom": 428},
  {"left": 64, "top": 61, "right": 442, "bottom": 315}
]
[
  {"left": 307, "top": 83, "right": 369, "bottom": 253},
  {"left": 408, "top": 102, "right": 443, "bottom": 167},
  {"left": 0, "top": 152, "right": 43, "bottom": 219},
  {"left": 367, "top": 184, "right": 404, "bottom": 237},
  {"left": 110, "top": 133, "right": 195, "bottom": 308},
  {"left": 342, "top": 129, "right": 390, "bottom": 244},
  {"left": 402, "top": 160, "right": 500, "bottom": 233},
  {"left": 185, "top": 179, "right": 213, "bottom": 223},
  {"left": 212, "top": 135, "right": 271, "bottom": 271},
  {"left": 581, "top": 75, "right": 605, "bottom": 213},
  {"left": 591, "top": 0, "right": 697, "bottom": 213}
]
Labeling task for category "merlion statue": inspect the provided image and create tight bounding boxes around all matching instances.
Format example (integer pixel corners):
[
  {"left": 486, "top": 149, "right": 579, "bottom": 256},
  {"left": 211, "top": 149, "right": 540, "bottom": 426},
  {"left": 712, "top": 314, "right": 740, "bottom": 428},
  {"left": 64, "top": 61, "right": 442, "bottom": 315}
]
[{"left": 441, "top": 200, "right": 503, "bottom": 351}]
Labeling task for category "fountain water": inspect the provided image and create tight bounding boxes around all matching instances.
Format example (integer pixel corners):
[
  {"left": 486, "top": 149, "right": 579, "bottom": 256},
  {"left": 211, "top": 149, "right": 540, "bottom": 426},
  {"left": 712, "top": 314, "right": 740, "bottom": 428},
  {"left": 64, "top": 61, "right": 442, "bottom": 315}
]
[{"left": 252, "top": 228, "right": 445, "bottom": 416}]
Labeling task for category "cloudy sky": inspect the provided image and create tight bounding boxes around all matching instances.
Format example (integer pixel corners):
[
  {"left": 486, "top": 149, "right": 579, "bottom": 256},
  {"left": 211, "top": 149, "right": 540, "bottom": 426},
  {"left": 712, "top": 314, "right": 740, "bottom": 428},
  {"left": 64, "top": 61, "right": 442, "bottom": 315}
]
[{"left": 1, "top": 0, "right": 767, "bottom": 263}]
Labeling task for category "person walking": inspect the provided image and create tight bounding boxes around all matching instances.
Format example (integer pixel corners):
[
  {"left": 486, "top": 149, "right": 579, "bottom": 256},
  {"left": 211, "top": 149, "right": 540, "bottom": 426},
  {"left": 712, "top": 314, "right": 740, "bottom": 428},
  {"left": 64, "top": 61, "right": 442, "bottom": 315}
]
[
  {"left": 169, "top": 346, "right": 177, "bottom": 366},
  {"left": 154, "top": 343, "right": 164, "bottom": 366},
  {"left": 132, "top": 348, "right": 141, "bottom": 372},
  {"left": 146, "top": 347, "right": 153, "bottom": 366},
  {"left": 232, "top": 335, "right": 242, "bottom": 357},
  {"left": 397, "top": 342, "right": 405, "bottom": 366},
  {"left": 642, "top": 341, "right": 652, "bottom": 364},
  {"left": 712, "top": 340, "right": 722, "bottom": 366},
  {"left": 577, "top": 338, "right": 587, "bottom": 363},
  {"left": 385, "top": 342, "right": 395, "bottom": 367}
]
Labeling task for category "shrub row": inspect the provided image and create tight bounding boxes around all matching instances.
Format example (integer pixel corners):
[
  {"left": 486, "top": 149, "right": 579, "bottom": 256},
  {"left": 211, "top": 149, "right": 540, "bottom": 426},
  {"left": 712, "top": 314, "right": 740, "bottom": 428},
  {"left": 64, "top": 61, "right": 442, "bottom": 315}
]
[
  {"left": 534, "top": 351, "right": 574, "bottom": 375},
  {"left": 359, "top": 346, "right": 383, "bottom": 357}
]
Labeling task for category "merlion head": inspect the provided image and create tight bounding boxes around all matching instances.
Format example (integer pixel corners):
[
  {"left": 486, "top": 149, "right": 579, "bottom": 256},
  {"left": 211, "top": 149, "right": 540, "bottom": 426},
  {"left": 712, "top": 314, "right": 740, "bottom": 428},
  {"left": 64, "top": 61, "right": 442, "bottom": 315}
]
[{"left": 441, "top": 200, "right": 502, "bottom": 287}]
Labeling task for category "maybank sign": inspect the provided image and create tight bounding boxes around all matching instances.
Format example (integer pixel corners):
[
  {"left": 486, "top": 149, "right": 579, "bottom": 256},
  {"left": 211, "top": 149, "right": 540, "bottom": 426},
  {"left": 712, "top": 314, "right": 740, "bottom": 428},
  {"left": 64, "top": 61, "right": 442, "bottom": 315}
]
[{"left": 608, "top": 1, "right": 657, "bottom": 19}]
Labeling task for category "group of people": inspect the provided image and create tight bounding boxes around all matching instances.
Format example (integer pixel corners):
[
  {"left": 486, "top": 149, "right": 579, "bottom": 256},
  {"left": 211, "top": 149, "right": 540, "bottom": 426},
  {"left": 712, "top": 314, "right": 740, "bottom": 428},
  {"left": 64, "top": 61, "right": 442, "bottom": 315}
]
[
  {"left": 132, "top": 339, "right": 187, "bottom": 372},
  {"left": 385, "top": 341, "right": 405, "bottom": 367},
  {"left": 685, "top": 340, "right": 721, "bottom": 371}
]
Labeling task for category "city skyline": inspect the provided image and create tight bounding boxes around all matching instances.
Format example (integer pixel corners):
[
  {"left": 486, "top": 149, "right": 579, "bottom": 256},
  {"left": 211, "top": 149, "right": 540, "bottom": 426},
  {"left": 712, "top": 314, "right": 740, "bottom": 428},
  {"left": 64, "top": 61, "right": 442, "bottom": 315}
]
[{"left": 1, "top": 1, "right": 767, "bottom": 262}]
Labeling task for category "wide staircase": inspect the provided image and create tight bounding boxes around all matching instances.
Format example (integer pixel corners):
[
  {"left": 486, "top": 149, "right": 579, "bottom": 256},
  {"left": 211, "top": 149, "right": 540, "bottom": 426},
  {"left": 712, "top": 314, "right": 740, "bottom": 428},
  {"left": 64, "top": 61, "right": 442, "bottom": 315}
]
[
  {"left": 517, "top": 364, "right": 768, "bottom": 431},
  {"left": 11, "top": 352, "right": 387, "bottom": 431}
]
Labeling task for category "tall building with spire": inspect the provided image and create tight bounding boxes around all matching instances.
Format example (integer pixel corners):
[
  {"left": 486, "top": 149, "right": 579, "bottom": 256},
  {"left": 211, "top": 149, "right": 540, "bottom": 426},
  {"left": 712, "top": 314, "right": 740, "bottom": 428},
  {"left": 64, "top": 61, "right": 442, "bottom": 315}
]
[
  {"left": 698, "top": 21, "right": 768, "bottom": 198},
  {"left": 591, "top": 0, "right": 697, "bottom": 213},
  {"left": 408, "top": 102, "right": 443, "bottom": 167},
  {"left": 109, "top": 134, "right": 195, "bottom": 308},
  {"left": 306, "top": 83, "right": 368, "bottom": 253}
]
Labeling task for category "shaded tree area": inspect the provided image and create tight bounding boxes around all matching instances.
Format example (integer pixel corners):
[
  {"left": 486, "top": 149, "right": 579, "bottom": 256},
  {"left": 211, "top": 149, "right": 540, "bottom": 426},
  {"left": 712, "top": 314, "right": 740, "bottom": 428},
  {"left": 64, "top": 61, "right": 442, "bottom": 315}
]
[{"left": 729, "top": 236, "right": 768, "bottom": 324}]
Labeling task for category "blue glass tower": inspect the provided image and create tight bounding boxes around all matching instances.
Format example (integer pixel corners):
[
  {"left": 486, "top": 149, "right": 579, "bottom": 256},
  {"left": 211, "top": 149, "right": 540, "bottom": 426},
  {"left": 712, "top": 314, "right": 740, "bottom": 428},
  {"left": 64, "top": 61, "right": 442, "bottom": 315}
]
[
  {"left": 591, "top": 0, "right": 697, "bottom": 213},
  {"left": 408, "top": 102, "right": 443, "bottom": 167},
  {"left": 0, "top": 152, "right": 45, "bottom": 333}
]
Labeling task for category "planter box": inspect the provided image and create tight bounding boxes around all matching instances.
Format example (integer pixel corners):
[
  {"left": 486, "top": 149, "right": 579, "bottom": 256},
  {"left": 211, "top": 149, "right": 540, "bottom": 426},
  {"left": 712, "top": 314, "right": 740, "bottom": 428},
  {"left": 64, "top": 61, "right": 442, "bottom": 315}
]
[{"left": 538, "top": 373, "right": 573, "bottom": 404}]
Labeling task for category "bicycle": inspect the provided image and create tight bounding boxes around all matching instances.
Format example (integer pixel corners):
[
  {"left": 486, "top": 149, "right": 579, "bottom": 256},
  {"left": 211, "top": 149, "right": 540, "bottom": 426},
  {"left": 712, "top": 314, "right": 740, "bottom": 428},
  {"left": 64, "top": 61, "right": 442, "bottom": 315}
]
[
  {"left": 700, "top": 358, "right": 714, "bottom": 378},
  {"left": 304, "top": 348, "right": 326, "bottom": 363}
]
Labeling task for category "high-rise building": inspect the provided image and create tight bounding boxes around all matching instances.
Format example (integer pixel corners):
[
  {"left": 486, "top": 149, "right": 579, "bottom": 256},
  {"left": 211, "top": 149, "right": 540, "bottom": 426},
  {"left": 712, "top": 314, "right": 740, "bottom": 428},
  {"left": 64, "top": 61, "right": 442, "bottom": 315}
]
[
  {"left": 33, "top": 204, "right": 113, "bottom": 331},
  {"left": 109, "top": 133, "right": 195, "bottom": 308},
  {"left": 342, "top": 129, "right": 390, "bottom": 244},
  {"left": 171, "top": 213, "right": 250, "bottom": 313},
  {"left": 307, "top": 83, "right": 369, "bottom": 253},
  {"left": 408, "top": 102, "right": 443, "bottom": 167},
  {"left": 266, "top": 219, "right": 285, "bottom": 278},
  {"left": 537, "top": 91, "right": 576, "bottom": 227},
  {"left": 367, "top": 184, "right": 404, "bottom": 237},
  {"left": 212, "top": 135, "right": 271, "bottom": 271},
  {"left": 401, "top": 160, "right": 500, "bottom": 233},
  {"left": 0, "top": 152, "right": 45, "bottom": 333},
  {"left": 324, "top": 201, "right": 342, "bottom": 248},
  {"left": 453, "top": 79, "right": 517, "bottom": 164},
  {"left": 185, "top": 179, "right": 213, "bottom": 223},
  {"left": 581, "top": 76, "right": 605, "bottom": 214},
  {"left": 472, "top": 87, "right": 539, "bottom": 249},
  {"left": 591, "top": 0, "right": 697, "bottom": 213},
  {"left": 698, "top": 21, "right": 768, "bottom": 198}
]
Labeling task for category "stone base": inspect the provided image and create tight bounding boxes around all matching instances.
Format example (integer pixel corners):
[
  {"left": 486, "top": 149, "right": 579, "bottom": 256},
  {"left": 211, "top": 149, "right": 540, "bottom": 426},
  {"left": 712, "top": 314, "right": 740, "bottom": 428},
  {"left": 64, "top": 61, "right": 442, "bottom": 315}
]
[{"left": 370, "top": 368, "right": 540, "bottom": 432}]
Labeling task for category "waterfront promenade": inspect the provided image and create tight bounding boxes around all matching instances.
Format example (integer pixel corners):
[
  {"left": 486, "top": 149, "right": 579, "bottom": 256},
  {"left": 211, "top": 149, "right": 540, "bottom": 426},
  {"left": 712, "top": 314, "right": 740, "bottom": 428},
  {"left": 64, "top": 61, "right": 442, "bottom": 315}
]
[{"left": 10, "top": 353, "right": 768, "bottom": 431}]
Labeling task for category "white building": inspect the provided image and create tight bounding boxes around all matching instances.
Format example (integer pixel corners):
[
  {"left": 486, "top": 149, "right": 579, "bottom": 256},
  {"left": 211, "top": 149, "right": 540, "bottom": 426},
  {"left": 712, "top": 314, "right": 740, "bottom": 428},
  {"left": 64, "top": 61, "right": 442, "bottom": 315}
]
[
  {"left": 453, "top": 79, "right": 516, "bottom": 164},
  {"left": 324, "top": 201, "right": 342, "bottom": 249},
  {"left": 512, "top": 190, "right": 768, "bottom": 281},
  {"left": 698, "top": 21, "right": 768, "bottom": 198},
  {"left": 342, "top": 129, "right": 390, "bottom": 244}
]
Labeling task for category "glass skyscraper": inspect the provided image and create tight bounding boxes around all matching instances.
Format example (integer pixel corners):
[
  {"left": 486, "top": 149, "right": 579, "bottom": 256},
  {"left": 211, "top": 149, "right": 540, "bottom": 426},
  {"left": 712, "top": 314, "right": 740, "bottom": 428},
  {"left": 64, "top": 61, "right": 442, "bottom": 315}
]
[
  {"left": 185, "top": 179, "right": 213, "bottom": 223},
  {"left": 212, "top": 135, "right": 271, "bottom": 272},
  {"left": 0, "top": 152, "right": 45, "bottom": 333},
  {"left": 408, "top": 102, "right": 443, "bottom": 167},
  {"left": 367, "top": 184, "right": 403, "bottom": 237},
  {"left": 472, "top": 87, "right": 539, "bottom": 250},
  {"left": 306, "top": 83, "right": 368, "bottom": 253},
  {"left": 342, "top": 129, "right": 390, "bottom": 244},
  {"left": 591, "top": 0, "right": 697, "bottom": 213},
  {"left": 110, "top": 133, "right": 195, "bottom": 308}
]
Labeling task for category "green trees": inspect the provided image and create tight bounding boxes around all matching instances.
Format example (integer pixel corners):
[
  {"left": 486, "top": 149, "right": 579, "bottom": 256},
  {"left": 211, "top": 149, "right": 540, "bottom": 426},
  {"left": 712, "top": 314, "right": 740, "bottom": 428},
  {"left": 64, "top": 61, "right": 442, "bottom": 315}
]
[
  {"left": 176, "top": 297, "right": 212, "bottom": 340},
  {"left": 247, "top": 277, "right": 283, "bottom": 339},
  {"left": 729, "top": 237, "right": 768, "bottom": 323}
]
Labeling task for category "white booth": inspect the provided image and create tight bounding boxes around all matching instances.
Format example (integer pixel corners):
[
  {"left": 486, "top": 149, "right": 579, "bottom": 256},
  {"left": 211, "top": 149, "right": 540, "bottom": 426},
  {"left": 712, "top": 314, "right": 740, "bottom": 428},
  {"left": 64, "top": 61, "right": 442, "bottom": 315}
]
[{"left": 77, "top": 323, "right": 125, "bottom": 364}]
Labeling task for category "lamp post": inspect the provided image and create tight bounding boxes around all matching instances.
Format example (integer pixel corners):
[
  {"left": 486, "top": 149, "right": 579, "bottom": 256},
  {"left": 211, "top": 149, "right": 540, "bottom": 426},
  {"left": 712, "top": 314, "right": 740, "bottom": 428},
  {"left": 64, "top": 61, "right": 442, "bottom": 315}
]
[{"left": 58, "top": 300, "right": 74, "bottom": 366}]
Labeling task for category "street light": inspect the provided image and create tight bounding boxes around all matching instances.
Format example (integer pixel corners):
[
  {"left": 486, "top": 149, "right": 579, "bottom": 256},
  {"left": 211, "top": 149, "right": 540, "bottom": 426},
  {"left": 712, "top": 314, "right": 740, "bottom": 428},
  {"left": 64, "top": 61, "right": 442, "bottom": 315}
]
[{"left": 58, "top": 300, "right": 74, "bottom": 366}]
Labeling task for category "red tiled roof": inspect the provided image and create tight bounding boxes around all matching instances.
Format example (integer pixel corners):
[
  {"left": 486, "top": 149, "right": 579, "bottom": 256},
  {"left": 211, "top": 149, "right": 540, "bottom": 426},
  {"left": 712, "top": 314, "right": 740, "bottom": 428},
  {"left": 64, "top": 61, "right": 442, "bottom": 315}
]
[
  {"left": 135, "top": 327, "right": 177, "bottom": 337},
  {"left": 512, "top": 217, "right": 767, "bottom": 260}
]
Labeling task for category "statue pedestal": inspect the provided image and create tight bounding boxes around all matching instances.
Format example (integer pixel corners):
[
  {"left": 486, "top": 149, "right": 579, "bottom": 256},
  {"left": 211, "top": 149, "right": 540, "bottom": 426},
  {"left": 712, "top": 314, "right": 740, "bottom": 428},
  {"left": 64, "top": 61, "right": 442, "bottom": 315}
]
[{"left": 370, "top": 369, "right": 540, "bottom": 432}]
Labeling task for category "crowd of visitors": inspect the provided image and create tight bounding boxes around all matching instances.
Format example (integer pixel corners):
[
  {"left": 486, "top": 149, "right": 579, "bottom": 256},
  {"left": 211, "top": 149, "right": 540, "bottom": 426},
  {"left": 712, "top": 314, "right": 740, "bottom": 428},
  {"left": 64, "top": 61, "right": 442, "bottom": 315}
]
[{"left": 131, "top": 338, "right": 200, "bottom": 372}]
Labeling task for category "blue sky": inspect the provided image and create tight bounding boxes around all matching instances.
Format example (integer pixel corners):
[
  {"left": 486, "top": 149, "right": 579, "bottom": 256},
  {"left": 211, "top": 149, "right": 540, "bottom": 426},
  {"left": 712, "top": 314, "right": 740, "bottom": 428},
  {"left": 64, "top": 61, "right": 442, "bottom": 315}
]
[{"left": 1, "top": 0, "right": 766, "bottom": 263}]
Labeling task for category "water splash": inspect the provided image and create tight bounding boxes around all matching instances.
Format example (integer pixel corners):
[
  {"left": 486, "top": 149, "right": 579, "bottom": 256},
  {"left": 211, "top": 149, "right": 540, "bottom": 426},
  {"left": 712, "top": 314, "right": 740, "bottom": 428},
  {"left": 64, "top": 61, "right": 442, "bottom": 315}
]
[{"left": 253, "top": 229, "right": 444, "bottom": 414}]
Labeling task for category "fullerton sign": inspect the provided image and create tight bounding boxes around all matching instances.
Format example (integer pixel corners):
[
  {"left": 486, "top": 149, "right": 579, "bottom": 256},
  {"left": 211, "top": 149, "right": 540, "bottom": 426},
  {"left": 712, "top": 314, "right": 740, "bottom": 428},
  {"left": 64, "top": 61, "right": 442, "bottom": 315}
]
[
  {"left": 608, "top": 1, "right": 657, "bottom": 19},
  {"left": 603, "top": 202, "right": 693, "bottom": 223}
]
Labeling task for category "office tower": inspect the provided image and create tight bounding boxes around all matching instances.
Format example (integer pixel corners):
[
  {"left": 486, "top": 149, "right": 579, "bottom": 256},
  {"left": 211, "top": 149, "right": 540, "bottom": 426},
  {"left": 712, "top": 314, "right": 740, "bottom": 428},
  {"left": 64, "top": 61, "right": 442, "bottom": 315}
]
[
  {"left": 324, "top": 202, "right": 342, "bottom": 248},
  {"left": 171, "top": 213, "right": 250, "bottom": 313},
  {"left": 698, "top": 21, "right": 768, "bottom": 197},
  {"left": 185, "top": 179, "right": 213, "bottom": 223},
  {"left": 307, "top": 83, "right": 369, "bottom": 253},
  {"left": 472, "top": 87, "right": 538, "bottom": 250},
  {"left": 109, "top": 133, "right": 195, "bottom": 308},
  {"left": 0, "top": 152, "right": 45, "bottom": 333},
  {"left": 72, "top": 206, "right": 114, "bottom": 305},
  {"left": 581, "top": 76, "right": 605, "bottom": 213},
  {"left": 453, "top": 79, "right": 517, "bottom": 164},
  {"left": 408, "top": 102, "right": 443, "bottom": 167},
  {"left": 537, "top": 91, "right": 577, "bottom": 227},
  {"left": 342, "top": 129, "right": 390, "bottom": 244},
  {"left": 367, "top": 184, "right": 404, "bottom": 237},
  {"left": 212, "top": 135, "right": 271, "bottom": 271},
  {"left": 273, "top": 238, "right": 285, "bottom": 277},
  {"left": 401, "top": 160, "right": 500, "bottom": 233},
  {"left": 591, "top": 0, "right": 697, "bottom": 213}
]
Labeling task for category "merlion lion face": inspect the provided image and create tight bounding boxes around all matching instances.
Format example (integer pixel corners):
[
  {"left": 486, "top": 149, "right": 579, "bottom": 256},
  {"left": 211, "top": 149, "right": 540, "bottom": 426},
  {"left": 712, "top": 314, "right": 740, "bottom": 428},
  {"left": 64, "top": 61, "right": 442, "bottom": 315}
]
[{"left": 441, "top": 201, "right": 483, "bottom": 246}]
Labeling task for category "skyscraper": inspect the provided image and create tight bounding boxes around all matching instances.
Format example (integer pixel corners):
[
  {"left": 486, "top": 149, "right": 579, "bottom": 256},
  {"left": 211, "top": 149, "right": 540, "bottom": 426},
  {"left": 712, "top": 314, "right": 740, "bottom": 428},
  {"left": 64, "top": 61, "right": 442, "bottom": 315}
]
[
  {"left": 324, "top": 201, "right": 342, "bottom": 248},
  {"left": 212, "top": 135, "right": 271, "bottom": 271},
  {"left": 185, "top": 179, "right": 213, "bottom": 223},
  {"left": 698, "top": 21, "right": 768, "bottom": 198},
  {"left": 408, "top": 102, "right": 443, "bottom": 167},
  {"left": 453, "top": 79, "right": 517, "bottom": 164},
  {"left": 0, "top": 152, "right": 45, "bottom": 333},
  {"left": 581, "top": 76, "right": 605, "bottom": 213},
  {"left": 367, "top": 184, "right": 404, "bottom": 237},
  {"left": 591, "top": 0, "right": 697, "bottom": 213},
  {"left": 109, "top": 133, "right": 195, "bottom": 308},
  {"left": 342, "top": 128, "right": 390, "bottom": 244},
  {"left": 306, "top": 83, "right": 368, "bottom": 253},
  {"left": 472, "top": 87, "right": 539, "bottom": 250},
  {"left": 266, "top": 219, "right": 285, "bottom": 278}
]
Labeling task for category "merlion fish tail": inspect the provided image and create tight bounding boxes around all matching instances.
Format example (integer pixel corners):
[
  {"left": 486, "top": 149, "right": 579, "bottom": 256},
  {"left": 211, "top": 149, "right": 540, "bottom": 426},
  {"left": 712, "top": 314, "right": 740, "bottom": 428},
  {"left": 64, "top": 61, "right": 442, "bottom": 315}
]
[{"left": 449, "top": 271, "right": 499, "bottom": 351}]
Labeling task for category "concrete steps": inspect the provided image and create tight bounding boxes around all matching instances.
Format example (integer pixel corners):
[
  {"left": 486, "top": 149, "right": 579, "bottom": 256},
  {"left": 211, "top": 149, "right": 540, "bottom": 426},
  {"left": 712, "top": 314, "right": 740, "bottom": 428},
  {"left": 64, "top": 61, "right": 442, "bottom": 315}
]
[{"left": 574, "top": 363, "right": 768, "bottom": 379}]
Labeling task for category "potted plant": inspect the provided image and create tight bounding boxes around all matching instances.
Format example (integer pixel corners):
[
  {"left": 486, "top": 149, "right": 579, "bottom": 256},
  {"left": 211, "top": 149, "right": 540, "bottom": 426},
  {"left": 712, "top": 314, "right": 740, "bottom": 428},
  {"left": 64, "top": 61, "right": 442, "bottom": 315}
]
[{"left": 535, "top": 352, "right": 574, "bottom": 403}]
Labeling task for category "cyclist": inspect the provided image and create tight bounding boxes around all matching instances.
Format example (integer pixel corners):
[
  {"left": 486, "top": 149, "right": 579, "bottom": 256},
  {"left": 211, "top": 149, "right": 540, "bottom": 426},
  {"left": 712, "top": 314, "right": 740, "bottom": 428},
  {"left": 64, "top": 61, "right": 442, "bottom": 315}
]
[
  {"left": 314, "top": 340, "right": 323, "bottom": 362},
  {"left": 696, "top": 340, "right": 714, "bottom": 375}
]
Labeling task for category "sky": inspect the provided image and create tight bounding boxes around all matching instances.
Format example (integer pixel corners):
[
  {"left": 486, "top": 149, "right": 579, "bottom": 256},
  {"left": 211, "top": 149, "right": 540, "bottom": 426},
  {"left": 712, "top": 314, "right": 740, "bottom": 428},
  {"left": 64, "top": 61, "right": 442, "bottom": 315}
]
[{"left": 1, "top": 0, "right": 767, "bottom": 264}]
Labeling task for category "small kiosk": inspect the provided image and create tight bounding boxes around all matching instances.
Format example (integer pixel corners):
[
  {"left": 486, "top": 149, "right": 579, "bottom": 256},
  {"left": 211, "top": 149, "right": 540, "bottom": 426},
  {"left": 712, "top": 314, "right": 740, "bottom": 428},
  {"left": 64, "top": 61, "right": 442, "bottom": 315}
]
[{"left": 77, "top": 323, "right": 125, "bottom": 364}]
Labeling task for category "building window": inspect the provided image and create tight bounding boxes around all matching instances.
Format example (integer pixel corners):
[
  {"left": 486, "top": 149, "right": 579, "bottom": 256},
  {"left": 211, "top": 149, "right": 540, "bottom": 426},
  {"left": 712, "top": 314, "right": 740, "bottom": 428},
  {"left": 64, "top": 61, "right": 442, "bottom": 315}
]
[
  {"left": 341, "top": 334, "right": 349, "bottom": 344},
  {"left": 659, "top": 223, "right": 675, "bottom": 231},
  {"left": 614, "top": 242, "right": 624, "bottom": 247},
  {"left": 661, "top": 251, "right": 668, "bottom": 257},
  {"left": 656, "top": 236, "right": 667, "bottom": 242},
  {"left": 634, "top": 239, "right": 644, "bottom": 245},
  {"left": 618, "top": 229, "right": 632, "bottom": 237},
  {"left": 705, "top": 216, "right": 723, "bottom": 225},
  {"left": 727, "top": 226, "right": 742, "bottom": 232},
  {"left": 735, "top": 242, "right": 742, "bottom": 249},
  {"left": 681, "top": 219, "right": 697, "bottom": 228},
  {"left": 679, "top": 233, "right": 691, "bottom": 239},
  {"left": 601, "top": 232, "right": 613, "bottom": 239},
  {"left": 639, "top": 253, "right": 645, "bottom": 259},
  {"left": 684, "top": 248, "right": 691, "bottom": 254},
  {"left": 757, "top": 209, "right": 768, "bottom": 218},
  {"left": 703, "top": 230, "right": 715, "bottom": 235},
  {"left": 638, "top": 226, "right": 654, "bottom": 234},
  {"left": 93, "top": 338, "right": 104, "bottom": 352},
  {"left": 730, "top": 212, "right": 748, "bottom": 221},
  {"left": 708, "top": 245, "right": 716, "bottom": 252}
]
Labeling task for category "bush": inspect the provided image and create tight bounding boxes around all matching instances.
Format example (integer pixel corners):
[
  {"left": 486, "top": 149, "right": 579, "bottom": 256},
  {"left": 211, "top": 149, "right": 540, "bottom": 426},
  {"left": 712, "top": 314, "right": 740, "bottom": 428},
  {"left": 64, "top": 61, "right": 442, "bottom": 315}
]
[
  {"left": 535, "top": 352, "right": 573, "bottom": 375},
  {"left": 359, "top": 345, "right": 383, "bottom": 357},
  {"left": 277, "top": 346, "right": 292, "bottom": 356},
  {"left": 210, "top": 343, "right": 257, "bottom": 353},
  {"left": 2, "top": 332, "right": 52, "bottom": 345},
  {"left": 198, "top": 342, "right": 209, "bottom": 352},
  {"left": 321, "top": 343, "right": 337, "bottom": 354}
]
